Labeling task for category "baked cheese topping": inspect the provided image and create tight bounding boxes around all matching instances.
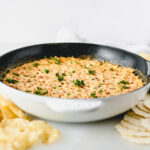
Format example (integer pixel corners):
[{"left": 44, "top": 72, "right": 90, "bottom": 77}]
[{"left": 3, "top": 56, "right": 144, "bottom": 98}]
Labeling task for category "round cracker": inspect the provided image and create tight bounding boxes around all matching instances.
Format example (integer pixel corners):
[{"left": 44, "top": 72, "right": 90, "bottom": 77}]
[
  {"left": 124, "top": 114, "right": 142, "bottom": 126},
  {"left": 120, "top": 119, "right": 147, "bottom": 132},
  {"left": 127, "top": 111, "right": 145, "bottom": 119},
  {"left": 116, "top": 124, "right": 150, "bottom": 136},
  {"left": 141, "top": 119, "right": 150, "bottom": 130},
  {"left": 139, "top": 52, "right": 150, "bottom": 61},
  {"left": 144, "top": 100, "right": 150, "bottom": 111},
  {"left": 137, "top": 102, "right": 150, "bottom": 114},
  {"left": 132, "top": 106, "right": 150, "bottom": 118},
  {"left": 121, "top": 133, "right": 150, "bottom": 144}
]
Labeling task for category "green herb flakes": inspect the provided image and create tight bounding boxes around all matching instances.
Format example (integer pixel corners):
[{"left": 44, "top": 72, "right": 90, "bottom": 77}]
[
  {"left": 119, "top": 80, "right": 129, "bottom": 85},
  {"left": 6, "top": 78, "right": 18, "bottom": 84},
  {"left": 13, "top": 73, "right": 19, "bottom": 76},
  {"left": 33, "top": 63, "right": 39, "bottom": 67},
  {"left": 88, "top": 69, "right": 95, "bottom": 75},
  {"left": 44, "top": 69, "right": 49, "bottom": 74},
  {"left": 72, "top": 80, "right": 85, "bottom": 87},
  {"left": 55, "top": 73, "right": 64, "bottom": 81},
  {"left": 91, "top": 92, "right": 98, "bottom": 98}
]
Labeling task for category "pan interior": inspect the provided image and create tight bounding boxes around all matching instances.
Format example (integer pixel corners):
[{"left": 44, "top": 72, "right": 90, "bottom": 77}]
[{"left": 0, "top": 43, "right": 148, "bottom": 83}]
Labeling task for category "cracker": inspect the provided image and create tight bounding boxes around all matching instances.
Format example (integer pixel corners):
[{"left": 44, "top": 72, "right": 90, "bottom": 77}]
[
  {"left": 141, "top": 119, "right": 150, "bottom": 130},
  {"left": 137, "top": 102, "right": 150, "bottom": 114},
  {"left": 124, "top": 114, "right": 142, "bottom": 126},
  {"left": 116, "top": 124, "right": 150, "bottom": 136},
  {"left": 132, "top": 106, "right": 150, "bottom": 118},
  {"left": 120, "top": 119, "right": 147, "bottom": 132},
  {"left": 144, "top": 100, "right": 150, "bottom": 111},
  {"left": 121, "top": 133, "right": 150, "bottom": 144}
]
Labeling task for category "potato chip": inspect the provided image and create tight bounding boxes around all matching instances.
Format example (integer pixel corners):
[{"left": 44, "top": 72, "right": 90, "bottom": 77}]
[
  {"left": 0, "top": 119, "right": 60, "bottom": 150},
  {"left": 0, "top": 95, "right": 26, "bottom": 120},
  {"left": 0, "top": 95, "right": 60, "bottom": 150}
]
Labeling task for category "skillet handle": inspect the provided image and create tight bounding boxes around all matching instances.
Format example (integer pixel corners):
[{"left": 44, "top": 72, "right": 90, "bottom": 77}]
[
  {"left": 147, "top": 61, "right": 150, "bottom": 76},
  {"left": 45, "top": 100, "right": 103, "bottom": 113}
]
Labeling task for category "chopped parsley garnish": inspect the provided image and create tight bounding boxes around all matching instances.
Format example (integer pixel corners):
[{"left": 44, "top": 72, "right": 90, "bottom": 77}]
[
  {"left": 53, "top": 87, "right": 56, "bottom": 89},
  {"left": 49, "top": 56, "right": 52, "bottom": 59},
  {"left": 88, "top": 69, "right": 95, "bottom": 75},
  {"left": 35, "top": 87, "right": 48, "bottom": 95},
  {"left": 110, "top": 68, "right": 114, "bottom": 71},
  {"left": 90, "top": 64, "right": 93, "bottom": 66},
  {"left": 119, "top": 80, "right": 129, "bottom": 85},
  {"left": 6, "top": 78, "right": 18, "bottom": 84},
  {"left": 120, "top": 85, "right": 129, "bottom": 90},
  {"left": 54, "top": 57, "right": 61, "bottom": 65},
  {"left": 62, "top": 73, "right": 66, "bottom": 76},
  {"left": 72, "top": 70, "right": 75, "bottom": 73},
  {"left": 72, "top": 80, "right": 85, "bottom": 87},
  {"left": 33, "top": 63, "right": 39, "bottom": 67},
  {"left": 84, "top": 65, "right": 88, "bottom": 69},
  {"left": 91, "top": 92, "right": 98, "bottom": 98},
  {"left": 37, "top": 87, "right": 42, "bottom": 90},
  {"left": 99, "top": 83, "right": 103, "bottom": 87},
  {"left": 43, "top": 56, "right": 47, "bottom": 59},
  {"left": 76, "top": 61, "right": 81, "bottom": 65},
  {"left": 35, "top": 87, "right": 42, "bottom": 95},
  {"left": 31, "top": 75, "right": 36, "bottom": 78},
  {"left": 26, "top": 90, "right": 31, "bottom": 93},
  {"left": 100, "top": 62, "right": 103, "bottom": 66},
  {"left": 58, "top": 85, "right": 62, "bottom": 87},
  {"left": 43, "top": 91, "right": 48, "bottom": 95},
  {"left": 55, "top": 73, "right": 64, "bottom": 81},
  {"left": 99, "top": 89, "right": 103, "bottom": 93},
  {"left": 103, "top": 80, "right": 105, "bottom": 82},
  {"left": 44, "top": 69, "right": 49, "bottom": 74},
  {"left": 67, "top": 93, "right": 70, "bottom": 96},
  {"left": 13, "top": 73, "right": 19, "bottom": 76}
]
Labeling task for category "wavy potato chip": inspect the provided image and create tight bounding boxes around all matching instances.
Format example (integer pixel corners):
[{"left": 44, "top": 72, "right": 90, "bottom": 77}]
[
  {"left": 0, "top": 95, "right": 26, "bottom": 120},
  {"left": 0, "top": 95, "right": 60, "bottom": 150},
  {"left": 0, "top": 119, "right": 60, "bottom": 150}
]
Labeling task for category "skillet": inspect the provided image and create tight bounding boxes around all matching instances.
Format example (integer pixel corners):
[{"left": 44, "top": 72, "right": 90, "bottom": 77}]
[{"left": 0, "top": 43, "right": 149, "bottom": 122}]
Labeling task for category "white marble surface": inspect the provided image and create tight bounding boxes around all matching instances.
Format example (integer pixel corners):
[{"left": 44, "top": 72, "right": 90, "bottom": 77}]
[
  {"left": 0, "top": 0, "right": 150, "bottom": 45},
  {"left": 0, "top": 43, "right": 150, "bottom": 150}
]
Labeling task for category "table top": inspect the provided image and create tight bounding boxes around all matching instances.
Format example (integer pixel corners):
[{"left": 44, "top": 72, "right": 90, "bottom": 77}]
[{"left": 0, "top": 43, "right": 150, "bottom": 150}]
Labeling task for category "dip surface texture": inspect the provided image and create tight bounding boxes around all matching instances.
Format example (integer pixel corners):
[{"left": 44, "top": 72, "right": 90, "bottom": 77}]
[{"left": 3, "top": 57, "right": 144, "bottom": 98}]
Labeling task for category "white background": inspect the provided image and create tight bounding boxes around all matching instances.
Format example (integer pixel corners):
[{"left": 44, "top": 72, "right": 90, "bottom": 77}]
[
  {"left": 0, "top": 0, "right": 150, "bottom": 45},
  {"left": 0, "top": 1, "right": 150, "bottom": 150}
]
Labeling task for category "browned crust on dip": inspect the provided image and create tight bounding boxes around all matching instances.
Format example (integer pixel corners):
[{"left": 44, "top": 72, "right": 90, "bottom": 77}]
[{"left": 3, "top": 56, "right": 144, "bottom": 98}]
